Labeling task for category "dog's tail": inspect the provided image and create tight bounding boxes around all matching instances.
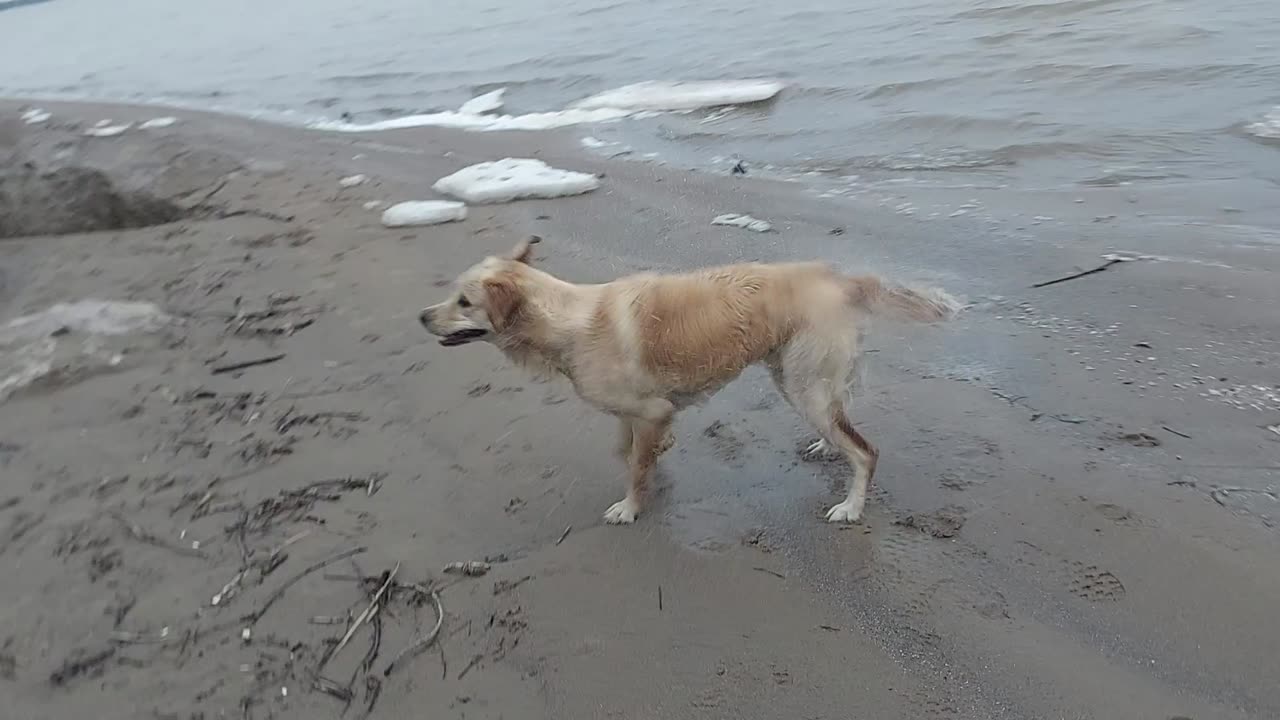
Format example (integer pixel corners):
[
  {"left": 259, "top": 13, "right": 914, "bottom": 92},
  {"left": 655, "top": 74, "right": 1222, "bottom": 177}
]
[{"left": 844, "top": 274, "right": 962, "bottom": 323}]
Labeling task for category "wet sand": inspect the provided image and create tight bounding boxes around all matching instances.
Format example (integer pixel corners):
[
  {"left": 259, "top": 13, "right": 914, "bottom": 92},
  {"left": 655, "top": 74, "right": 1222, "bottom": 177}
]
[{"left": 1, "top": 99, "right": 1279, "bottom": 720}]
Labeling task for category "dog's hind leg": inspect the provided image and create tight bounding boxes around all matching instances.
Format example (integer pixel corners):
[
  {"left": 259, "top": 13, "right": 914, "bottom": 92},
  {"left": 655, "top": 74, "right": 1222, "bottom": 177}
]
[{"left": 775, "top": 346, "right": 878, "bottom": 523}]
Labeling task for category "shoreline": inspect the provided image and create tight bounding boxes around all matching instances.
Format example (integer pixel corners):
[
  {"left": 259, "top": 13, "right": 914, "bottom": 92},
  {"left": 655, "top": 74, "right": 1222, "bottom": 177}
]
[{"left": 2, "top": 98, "right": 1279, "bottom": 719}]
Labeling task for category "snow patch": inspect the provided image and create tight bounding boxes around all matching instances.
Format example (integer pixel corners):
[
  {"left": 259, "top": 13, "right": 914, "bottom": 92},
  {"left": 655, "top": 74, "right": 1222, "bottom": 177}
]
[
  {"left": 362, "top": 200, "right": 385, "bottom": 211},
  {"left": 139, "top": 116, "right": 178, "bottom": 129},
  {"left": 85, "top": 122, "right": 132, "bottom": 137},
  {"left": 432, "top": 158, "right": 600, "bottom": 204},
  {"left": 338, "top": 174, "right": 368, "bottom": 188},
  {"left": 381, "top": 201, "right": 468, "bottom": 227},
  {"left": 458, "top": 88, "right": 506, "bottom": 116},
  {"left": 712, "top": 213, "right": 773, "bottom": 233},
  {"left": 21, "top": 107, "right": 51, "bottom": 125},
  {"left": 0, "top": 300, "right": 169, "bottom": 402},
  {"left": 571, "top": 80, "right": 785, "bottom": 111}
]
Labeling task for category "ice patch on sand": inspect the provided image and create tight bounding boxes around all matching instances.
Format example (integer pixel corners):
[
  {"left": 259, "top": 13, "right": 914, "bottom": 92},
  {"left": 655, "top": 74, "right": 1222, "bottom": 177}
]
[
  {"left": 458, "top": 88, "right": 506, "bottom": 116},
  {"left": 571, "top": 80, "right": 785, "bottom": 111},
  {"left": 21, "top": 107, "right": 51, "bottom": 124},
  {"left": 380, "top": 200, "right": 467, "bottom": 227},
  {"left": 139, "top": 116, "right": 178, "bottom": 129},
  {"left": 338, "top": 174, "right": 368, "bottom": 188},
  {"left": 712, "top": 213, "right": 773, "bottom": 233},
  {"left": 433, "top": 158, "right": 600, "bottom": 204},
  {"left": 1245, "top": 107, "right": 1280, "bottom": 139},
  {"left": 84, "top": 121, "right": 132, "bottom": 137},
  {"left": 580, "top": 136, "right": 611, "bottom": 149},
  {"left": 0, "top": 300, "right": 169, "bottom": 402}
]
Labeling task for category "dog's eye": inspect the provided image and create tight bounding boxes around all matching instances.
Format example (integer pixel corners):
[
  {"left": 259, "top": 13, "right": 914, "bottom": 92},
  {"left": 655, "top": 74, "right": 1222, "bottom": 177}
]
[{"left": 457, "top": 296, "right": 472, "bottom": 309}]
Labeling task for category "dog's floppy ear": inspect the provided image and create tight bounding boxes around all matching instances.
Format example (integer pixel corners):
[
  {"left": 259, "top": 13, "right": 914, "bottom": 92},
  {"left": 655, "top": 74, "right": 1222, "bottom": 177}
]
[
  {"left": 506, "top": 235, "right": 541, "bottom": 265},
  {"left": 482, "top": 273, "right": 524, "bottom": 331}
]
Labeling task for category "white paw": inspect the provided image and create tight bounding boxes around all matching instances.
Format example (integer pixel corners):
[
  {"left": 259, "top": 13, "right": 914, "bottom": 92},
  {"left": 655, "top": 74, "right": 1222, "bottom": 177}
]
[
  {"left": 805, "top": 438, "right": 838, "bottom": 458},
  {"left": 825, "top": 501, "right": 863, "bottom": 524},
  {"left": 603, "top": 498, "right": 640, "bottom": 525}
]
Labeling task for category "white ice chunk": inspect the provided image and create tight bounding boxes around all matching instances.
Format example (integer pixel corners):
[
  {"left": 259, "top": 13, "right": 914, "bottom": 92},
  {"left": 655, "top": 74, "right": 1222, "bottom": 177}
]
[
  {"left": 1245, "top": 106, "right": 1280, "bottom": 139},
  {"left": 712, "top": 213, "right": 773, "bottom": 233},
  {"left": 338, "top": 174, "right": 368, "bottom": 188},
  {"left": 139, "top": 116, "right": 178, "bottom": 129},
  {"left": 580, "top": 136, "right": 611, "bottom": 149},
  {"left": 572, "top": 80, "right": 785, "bottom": 111},
  {"left": 85, "top": 122, "right": 132, "bottom": 137},
  {"left": 458, "top": 88, "right": 506, "bottom": 115},
  {"left": 362, "top": 200, "right": 385, "bottom": 210},
  {"left": 20, "top": 108, "right": 51, "bottom": 124},
  {"left": 432, "top": 158, "right": 600, "bottom": 204},
  {"left": 380, "top": 201, "right": 468, "bottom": 227},
  {"left": 310, "top": 107, "right": 631, "bottom": 133}
]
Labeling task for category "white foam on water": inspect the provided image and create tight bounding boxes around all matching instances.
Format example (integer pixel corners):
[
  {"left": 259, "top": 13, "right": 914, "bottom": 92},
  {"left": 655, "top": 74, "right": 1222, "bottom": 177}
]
[
  {"left": 308, "top": 78, "right": 782, "bottom": 133},
  {"left": 139, "top": 116, "right": 178, "bottom": 129},
  {"left": 1245, "top": 106, "right": 1280, "bottom": 139},
  {"left": 338, "top": 174, "right": 368, "bottom": 188},
  {"left": 310, "top": 107, "right": 632, "bottom": 133},
  {"left": 571, "top": 80, "right": 785, "bottom": 111},
  {"left": 84, "top": 122, "right": 132, "bottom": 137},
  {"left": 432, "top": 158, "right": 600, "bottom": 204},
  {"left": 0, "top": 300, "right": 169, "bottom": 402},
  {"left": 458, "top": 88, "right": 506, "bottom": 116},
  {"left": 380, "top": 200, "right": 468, "bottom": 227},
  {"left": 20, "top": 107, "right": 51, "bottom": 124},
  {"left": 580, "top": 136, "right": 611, "bottom": 149},
  {"left": 711, "top": 213, "right": 773, "bottom": 233}
]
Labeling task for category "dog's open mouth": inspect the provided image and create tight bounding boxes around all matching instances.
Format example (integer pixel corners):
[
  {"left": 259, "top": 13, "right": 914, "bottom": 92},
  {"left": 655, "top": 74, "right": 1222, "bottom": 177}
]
[{"left": 439, "top": 328, "right": 488, "bottom": 346}]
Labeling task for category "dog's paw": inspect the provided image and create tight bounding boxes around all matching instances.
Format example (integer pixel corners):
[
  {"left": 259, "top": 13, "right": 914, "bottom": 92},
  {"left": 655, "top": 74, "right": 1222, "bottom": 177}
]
[
  {"left": 805, "top": 438, "right": 839, "bottom": 459},
  {"left": 825, "top": 501, "right": 863, "bottom": 524},
  {"left": 603, "top": 498, "right": 640, "bottom": 525},
  {"left": 656, "top": 428, "right": 676, "bottom": 456}
]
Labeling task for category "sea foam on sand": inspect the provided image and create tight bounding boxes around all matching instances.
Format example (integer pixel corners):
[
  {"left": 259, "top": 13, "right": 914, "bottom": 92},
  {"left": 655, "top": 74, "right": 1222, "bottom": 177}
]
[
  {"left": 380, "top": 201, "right": 468, "bottom": 227},
  {"left": 310, "top": 79, "right": 784, "bottom": 133},
  {"left": 433, "top": 159, "right": 600, "bottom": 204}
]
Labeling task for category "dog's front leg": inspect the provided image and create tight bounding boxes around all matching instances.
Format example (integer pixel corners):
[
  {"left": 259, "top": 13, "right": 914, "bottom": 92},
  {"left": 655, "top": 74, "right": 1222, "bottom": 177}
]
[{"left": 603, "top": 399, "right": 674, "bottom": 525}]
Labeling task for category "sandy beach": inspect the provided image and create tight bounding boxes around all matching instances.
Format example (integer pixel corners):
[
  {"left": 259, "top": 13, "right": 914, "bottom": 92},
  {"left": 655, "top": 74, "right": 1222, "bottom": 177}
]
[{"left": 2, "top": 99, "right": 1279, "bottom": 720}]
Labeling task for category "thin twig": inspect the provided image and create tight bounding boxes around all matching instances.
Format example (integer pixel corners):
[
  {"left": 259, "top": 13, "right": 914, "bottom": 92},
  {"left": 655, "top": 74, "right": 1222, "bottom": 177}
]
[
  {"left": 211, "top": 353, "right": 286, "bottom": 375},
  {"left": 456, "top": 653, "right": 484, "bottom": 680},
  {"left": 1162, "top": 425, "right": 1193, "bottom": 439},
  {"left": 1031, "top": 259, "right": 1122, "bottom": 289},
  {"left": 383, "top": 589, "right": 444, "bottom": 677},
  {"left": 110, "top": 512, "right": 206, "bottom": 559},
  {"left": 752, "top": 567, "right": 786, "bottom": 580},
  {"left": 323, "top": 564, "right": 399, "bottom": 669},
  {"left": 555, "top": 525, "right": 572, "bottom": 546},
  {"left": 243, "top": 546, "right": 366, "bottom": 625}
]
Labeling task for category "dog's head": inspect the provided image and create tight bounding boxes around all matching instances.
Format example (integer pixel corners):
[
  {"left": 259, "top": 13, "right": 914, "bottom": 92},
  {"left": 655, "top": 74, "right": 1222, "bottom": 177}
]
[{"left": 419, "top": 237, "right": 539, "bottom": 347}]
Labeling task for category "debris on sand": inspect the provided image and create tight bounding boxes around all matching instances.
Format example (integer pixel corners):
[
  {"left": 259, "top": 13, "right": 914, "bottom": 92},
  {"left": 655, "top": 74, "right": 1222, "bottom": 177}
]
[
  {"left": 433, "top": 158, "right": 600, "bottom": 204},
  {"left": 210, "top": 353, "right": 286, "bottom": 375},
  {"left": 443, "top": 560, "right": 491, "bottom": 577},
  {"left": 338, "top": 174, "right": 368, "bottom": 188},
  {"left": 895, "top": 506, "right": 966, "bottom": 538},
  {"left": 712, "top": 213, "right": 772, "bottom": 233},
  {"left": 380, "top": 200, "right": 467, "bottom": 227}
]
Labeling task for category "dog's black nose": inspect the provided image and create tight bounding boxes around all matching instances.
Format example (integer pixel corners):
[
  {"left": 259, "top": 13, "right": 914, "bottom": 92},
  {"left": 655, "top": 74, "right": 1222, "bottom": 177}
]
[{"left": 418, "top": 310, "right": 431, "bottom": 328}]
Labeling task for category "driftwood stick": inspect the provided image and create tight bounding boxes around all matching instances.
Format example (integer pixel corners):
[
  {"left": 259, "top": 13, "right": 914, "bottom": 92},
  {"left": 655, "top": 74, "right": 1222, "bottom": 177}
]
[
  {"left": 383, "top": 589, "right": 445, "bottom": 677},
  {"left": 1031, "top": 259, "right": 1122, "bottom": 289},
  {"left": 243, "top": 547, "right": 366, "bottom": 625},
  {"left": 323, "top": 563, "right": 399, "bottom": 669}
]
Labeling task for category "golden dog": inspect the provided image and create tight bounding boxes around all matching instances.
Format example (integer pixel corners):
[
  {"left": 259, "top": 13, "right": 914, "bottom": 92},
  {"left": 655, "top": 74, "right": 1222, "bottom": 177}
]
[{"left": 420, "top": 238, "right": 959, "bottom": 525}]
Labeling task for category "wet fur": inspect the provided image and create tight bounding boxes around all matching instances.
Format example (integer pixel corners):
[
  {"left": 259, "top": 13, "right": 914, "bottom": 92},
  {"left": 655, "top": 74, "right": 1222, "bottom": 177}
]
[{"left": 421, "top": 239, "right": 960, "bottom": 524}]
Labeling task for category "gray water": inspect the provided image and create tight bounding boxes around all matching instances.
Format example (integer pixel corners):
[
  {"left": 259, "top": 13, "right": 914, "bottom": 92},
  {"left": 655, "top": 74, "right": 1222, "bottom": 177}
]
[{"left": 3, "top": 0, "right": 1279, "bottom": 220}]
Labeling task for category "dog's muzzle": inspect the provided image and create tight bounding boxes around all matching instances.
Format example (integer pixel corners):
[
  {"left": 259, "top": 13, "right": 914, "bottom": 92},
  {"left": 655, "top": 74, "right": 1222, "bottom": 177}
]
[{"left": 438, "top": 328, "right": 488, "bottom": 346}]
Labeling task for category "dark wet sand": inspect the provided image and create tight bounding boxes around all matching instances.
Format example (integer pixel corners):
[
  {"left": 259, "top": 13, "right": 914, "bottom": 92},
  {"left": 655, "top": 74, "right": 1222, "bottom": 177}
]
[{"left": 1, "top": 99, "right": 1278, "bottom": 720}]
